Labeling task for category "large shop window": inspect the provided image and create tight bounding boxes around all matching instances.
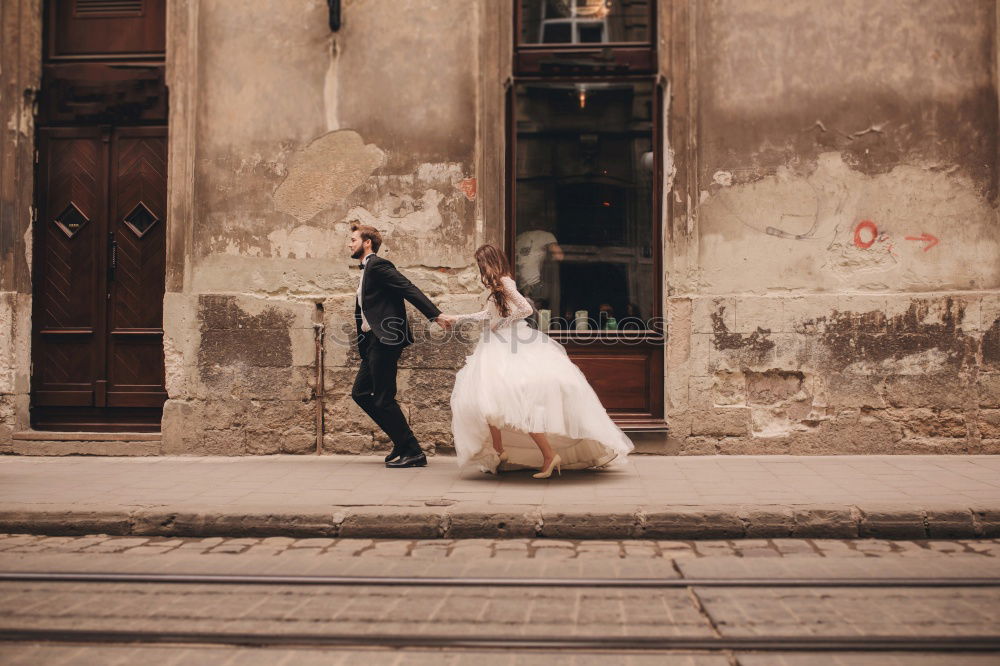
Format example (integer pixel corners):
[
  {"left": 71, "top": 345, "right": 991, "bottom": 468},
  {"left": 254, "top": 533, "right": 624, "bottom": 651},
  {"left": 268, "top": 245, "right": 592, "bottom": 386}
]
[
  {"left": 509, "top": 0, "right": 664, "bottom": 427},
  {"left": 513, "top": 80, "right": 655, "bottom": 331}
]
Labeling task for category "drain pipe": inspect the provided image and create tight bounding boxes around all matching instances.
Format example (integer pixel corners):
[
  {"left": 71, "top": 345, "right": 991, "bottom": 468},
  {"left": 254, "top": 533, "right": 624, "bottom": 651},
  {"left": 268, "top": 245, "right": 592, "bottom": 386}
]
[{"left": 313, "top": 302, "right": 326, "bottom": 455}]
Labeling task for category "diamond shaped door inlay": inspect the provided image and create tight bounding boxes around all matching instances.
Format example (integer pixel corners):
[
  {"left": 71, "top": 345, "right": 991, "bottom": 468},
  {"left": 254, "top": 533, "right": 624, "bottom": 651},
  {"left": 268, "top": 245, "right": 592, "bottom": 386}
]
[
  {"left": 123, "top": 202, "right": 159, "bottom": 238},
  {"left": 53, "top": 202, "right": 90, "bottom": 239}
]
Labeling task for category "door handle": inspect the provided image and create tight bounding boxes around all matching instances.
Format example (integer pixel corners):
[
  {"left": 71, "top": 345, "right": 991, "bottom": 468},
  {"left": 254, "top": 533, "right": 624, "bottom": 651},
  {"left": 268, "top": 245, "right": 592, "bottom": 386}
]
[{"left": 108, "top": 232, "right": 118, "bottom": 283}]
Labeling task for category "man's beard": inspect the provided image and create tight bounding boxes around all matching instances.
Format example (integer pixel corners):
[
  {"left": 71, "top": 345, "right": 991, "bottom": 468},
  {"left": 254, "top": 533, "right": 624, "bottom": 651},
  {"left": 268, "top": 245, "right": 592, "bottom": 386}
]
[{"left": 351, "top": 248, "right": 364, "bottom": 260}]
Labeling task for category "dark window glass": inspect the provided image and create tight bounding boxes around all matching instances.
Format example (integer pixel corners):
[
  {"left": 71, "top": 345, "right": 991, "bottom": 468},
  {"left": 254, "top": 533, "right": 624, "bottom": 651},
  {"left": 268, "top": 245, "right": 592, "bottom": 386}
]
[
  {"left": 556, "top": 182, "right": 626, "bottom": 246},
  {"left": 514, "top": 81, "right": 655, "bottom": 331},
  {"left": 520, "top": 0, "right": 651, "bottom": 46},
  {"left": 541, "top": 22, "right": 572, "bottom": 43},
  {"left": 577, "top": 23, "right": 605, "bottom": 43}
]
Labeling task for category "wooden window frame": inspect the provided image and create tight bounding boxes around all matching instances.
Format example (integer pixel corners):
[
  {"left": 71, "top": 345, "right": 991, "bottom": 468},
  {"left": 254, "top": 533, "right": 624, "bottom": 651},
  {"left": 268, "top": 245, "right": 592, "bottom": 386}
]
[{"left": 514, "top": 1, "right": 657, "bottom": 76}]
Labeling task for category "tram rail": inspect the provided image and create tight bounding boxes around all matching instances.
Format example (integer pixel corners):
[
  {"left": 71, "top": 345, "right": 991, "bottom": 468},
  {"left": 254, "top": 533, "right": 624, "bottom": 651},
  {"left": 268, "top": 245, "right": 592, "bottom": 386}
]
[
  {"left": 0, "top": 628, "right": 998, "bottom": 652},
  {"left": 1, "top": 571, "right": 997, "bottom": 588},
  {"left": 2, "top": 570, "right": 998, "bottom": 653}
]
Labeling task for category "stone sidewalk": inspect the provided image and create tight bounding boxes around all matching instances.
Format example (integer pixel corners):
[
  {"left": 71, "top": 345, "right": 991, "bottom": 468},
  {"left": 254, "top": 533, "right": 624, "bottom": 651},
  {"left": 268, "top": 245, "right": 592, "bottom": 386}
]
[{"left": 0, "top": 454, "right": 998, "bottom": 539}]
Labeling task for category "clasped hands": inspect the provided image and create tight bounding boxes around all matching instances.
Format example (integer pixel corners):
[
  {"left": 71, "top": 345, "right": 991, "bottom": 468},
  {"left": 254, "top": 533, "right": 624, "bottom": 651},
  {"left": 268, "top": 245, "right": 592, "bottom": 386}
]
[{"left": 436, "top": 314, "right": 456, "bottom": 331}]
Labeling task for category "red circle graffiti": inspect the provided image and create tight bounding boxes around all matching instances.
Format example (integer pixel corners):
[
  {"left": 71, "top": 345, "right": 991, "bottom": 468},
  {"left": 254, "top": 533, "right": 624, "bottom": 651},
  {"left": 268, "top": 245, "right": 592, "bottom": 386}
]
[{"left": 853, "top": 220, "right": 878, "bottom": 249}]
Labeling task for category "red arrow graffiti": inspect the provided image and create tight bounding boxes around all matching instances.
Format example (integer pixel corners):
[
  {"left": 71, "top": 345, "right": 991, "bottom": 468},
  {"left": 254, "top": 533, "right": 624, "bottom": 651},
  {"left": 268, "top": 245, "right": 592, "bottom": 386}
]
[{"left": 905, "top": 233, "right": 939, "bottom": 251}]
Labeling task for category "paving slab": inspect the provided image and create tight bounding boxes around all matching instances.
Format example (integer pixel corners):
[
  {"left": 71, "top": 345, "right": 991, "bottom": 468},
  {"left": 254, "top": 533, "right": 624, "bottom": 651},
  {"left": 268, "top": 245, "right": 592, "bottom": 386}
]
[
  {"left": 675, "top": 555, "right": 1000, "bottom": 580},
  {"left": 0, "top": 455, "right": 999, "bottom": 539}
]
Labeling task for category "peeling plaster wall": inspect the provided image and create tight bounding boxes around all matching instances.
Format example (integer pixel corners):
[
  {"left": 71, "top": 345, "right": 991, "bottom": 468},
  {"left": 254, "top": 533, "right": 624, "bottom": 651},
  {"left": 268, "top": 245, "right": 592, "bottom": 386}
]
[
  {"left": 699, "top": 153, "right": 1000, "bottom": 294},
  {"left": 164, "top": 0, "right": 481, "bottom": 454},
  {"left": 693, "top": 0, "right": 1000, "bottom": 295},
  {"left": 666, "top": 0, "right": 1000, "bottom": 454},
  {"left": 0, "top": 0, "right": 40, "bottom": 449}
]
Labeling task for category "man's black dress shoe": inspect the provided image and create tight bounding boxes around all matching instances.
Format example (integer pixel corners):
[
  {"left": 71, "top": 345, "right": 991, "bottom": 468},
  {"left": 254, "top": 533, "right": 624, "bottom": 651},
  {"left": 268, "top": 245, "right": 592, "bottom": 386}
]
[
  {"left": 385, "top": 452, "right": 427, "bottom": 468},
  {"left": 384, "top": 448, "right": 403, "bottom": 463}
]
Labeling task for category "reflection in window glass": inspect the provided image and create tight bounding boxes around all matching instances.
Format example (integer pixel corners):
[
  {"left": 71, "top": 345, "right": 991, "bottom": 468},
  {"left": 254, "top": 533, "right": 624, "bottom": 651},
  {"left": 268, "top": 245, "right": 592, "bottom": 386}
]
[
  {"left": 514, "top": 81, "right": 655, "bottom": 332},
  {"left": 520, "top": 0, "right": 651, "bottom": 45}
]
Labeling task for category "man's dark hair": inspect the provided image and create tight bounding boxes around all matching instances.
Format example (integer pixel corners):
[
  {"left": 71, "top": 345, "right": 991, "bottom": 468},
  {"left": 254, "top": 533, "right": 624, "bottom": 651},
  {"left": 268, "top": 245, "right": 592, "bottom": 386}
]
[{"left": 350, "top": 222, "right": 382, "bottom": 253}]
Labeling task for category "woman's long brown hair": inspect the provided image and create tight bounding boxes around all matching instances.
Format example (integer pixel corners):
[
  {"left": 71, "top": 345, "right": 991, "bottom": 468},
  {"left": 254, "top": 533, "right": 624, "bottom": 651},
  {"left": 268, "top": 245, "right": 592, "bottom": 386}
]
[{"left": 474, "top": 244, "right": 513, "bottom": 317}]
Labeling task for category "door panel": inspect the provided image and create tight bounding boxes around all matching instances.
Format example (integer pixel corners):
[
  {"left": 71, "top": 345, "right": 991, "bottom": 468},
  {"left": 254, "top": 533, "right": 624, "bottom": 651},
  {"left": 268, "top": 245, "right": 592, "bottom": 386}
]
[
  {"left": 106, "top": 127, "right": 167, "bottom": 407},
  {"left": 32, "top": 126, "right": 167, "bottom": 423},
  {"left": 33, "top": 128, "right": 108, "bottom": 407}
]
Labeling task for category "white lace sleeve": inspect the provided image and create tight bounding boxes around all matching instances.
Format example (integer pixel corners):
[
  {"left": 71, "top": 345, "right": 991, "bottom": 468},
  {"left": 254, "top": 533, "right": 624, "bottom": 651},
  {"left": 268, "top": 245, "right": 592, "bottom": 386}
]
[
  {"left": 493, "top": 276, "right": 533, "bottom": 329},
  {"left": 452, "top": 307, "right": 491, "bottom": 323}
]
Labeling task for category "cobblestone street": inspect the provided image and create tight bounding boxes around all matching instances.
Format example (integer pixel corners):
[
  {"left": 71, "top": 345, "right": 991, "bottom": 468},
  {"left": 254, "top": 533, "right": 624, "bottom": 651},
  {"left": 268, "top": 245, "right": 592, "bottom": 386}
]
[
  {"left": 1, "top": 534, "right": 998, "bottom": 663},
  {"left": 5, "top": 532, "right": 1000, "bottom": 560}
]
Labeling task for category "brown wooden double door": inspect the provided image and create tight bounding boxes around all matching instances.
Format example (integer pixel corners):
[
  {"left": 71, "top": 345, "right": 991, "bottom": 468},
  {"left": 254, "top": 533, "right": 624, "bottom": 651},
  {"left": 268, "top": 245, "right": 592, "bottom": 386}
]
[{"left": 32, "top": 125, "right": 167, "bottom": 431}]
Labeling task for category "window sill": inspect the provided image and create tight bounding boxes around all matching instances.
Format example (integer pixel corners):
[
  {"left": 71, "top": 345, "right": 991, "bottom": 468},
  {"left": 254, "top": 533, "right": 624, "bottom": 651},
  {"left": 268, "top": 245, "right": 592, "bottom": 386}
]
[{"left": 544, "top": 330, "right": 665, "bottom": 344}]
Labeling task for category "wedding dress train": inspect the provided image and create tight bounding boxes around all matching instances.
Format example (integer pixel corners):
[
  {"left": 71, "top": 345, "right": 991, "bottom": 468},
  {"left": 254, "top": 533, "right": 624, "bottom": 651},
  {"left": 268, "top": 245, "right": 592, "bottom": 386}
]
[{"left": 450, "top": 276, "right": 634, "bottom": 473}]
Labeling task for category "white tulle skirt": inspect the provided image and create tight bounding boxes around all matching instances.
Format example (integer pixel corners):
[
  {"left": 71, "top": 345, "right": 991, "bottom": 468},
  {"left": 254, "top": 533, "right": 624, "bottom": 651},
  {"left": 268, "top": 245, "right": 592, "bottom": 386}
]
[{"left": 450, "top": 320, "right": 634, "bottom": 473}]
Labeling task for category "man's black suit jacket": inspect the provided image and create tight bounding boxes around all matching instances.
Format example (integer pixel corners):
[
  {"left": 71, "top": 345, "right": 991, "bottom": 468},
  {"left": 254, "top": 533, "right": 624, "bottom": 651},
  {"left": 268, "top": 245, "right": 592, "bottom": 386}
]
[{"left": 355, "top": 254, "right": 441, "bottom": 349}]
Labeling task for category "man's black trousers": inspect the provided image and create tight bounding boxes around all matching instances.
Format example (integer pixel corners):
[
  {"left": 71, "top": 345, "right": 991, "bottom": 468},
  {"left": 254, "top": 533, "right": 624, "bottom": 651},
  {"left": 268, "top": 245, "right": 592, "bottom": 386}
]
[{"left": 352, "top": 334, "right": 420, "bottom": 455}]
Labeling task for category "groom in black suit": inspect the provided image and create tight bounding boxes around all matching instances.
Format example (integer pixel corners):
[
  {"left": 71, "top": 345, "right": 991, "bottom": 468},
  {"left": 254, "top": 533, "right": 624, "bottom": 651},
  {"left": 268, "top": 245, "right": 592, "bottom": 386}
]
[{"left": 348, "top": 223, "right": 452, "bottom": 468}]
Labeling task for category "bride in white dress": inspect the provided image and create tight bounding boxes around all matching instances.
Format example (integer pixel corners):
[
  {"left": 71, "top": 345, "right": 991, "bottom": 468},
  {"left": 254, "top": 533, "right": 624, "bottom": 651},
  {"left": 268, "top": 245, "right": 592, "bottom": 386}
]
[{"left": 443, "top": 244, "right": 634, "bottom": 478}]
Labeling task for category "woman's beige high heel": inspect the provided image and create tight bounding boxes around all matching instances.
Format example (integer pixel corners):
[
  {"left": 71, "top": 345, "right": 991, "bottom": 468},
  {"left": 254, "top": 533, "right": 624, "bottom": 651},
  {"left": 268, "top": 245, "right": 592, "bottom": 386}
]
[
  {"left": 490, "top": 450, "right": 508, "bottom": 474},
  {"left": 533, "top": 454, "right": 561, "bottom": 479}
]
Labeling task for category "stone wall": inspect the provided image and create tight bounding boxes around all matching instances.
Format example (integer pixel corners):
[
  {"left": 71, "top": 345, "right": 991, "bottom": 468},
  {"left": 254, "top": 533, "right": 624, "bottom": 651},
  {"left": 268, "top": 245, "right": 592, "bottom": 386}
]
[
  {"left": 0, "top": 0, "right": 40, "bottom": 450},
  {"left": 664, "top": 0, "right": 1000, "bottom": 454},
  {"left": 0, "top": 292, "right": 31, "bottom": 449},
  {"left": 161, "top": 0, "right": 484, "bottom": 455},
  {"left": 668, "top": 293, "right": 1000, "bottom": 454}
]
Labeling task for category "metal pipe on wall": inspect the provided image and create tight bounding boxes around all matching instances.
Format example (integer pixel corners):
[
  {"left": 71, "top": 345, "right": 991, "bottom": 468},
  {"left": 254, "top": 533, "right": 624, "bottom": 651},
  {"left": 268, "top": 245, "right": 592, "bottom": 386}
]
[{"left": 313, "top": 303, "right": 326, "bottom": 455}]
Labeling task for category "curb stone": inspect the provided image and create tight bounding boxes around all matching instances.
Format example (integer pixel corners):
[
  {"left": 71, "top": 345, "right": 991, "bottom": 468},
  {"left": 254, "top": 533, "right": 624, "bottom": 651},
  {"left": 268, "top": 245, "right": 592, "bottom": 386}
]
[
  {"left": 131, "top": 508, "right": 342, "bottom": 539},
  {"left": 857, "top": 504, "right": 927, "bottom": 539},
  {"left": 791, "top": 505, "right": 857, "bottom": 538},
  {"left": 926, "top": 508, "right": 977, "bottom": 538},
  {"left": 0, "top": 506, "right": 131, "bottom": 536},
  {"left": 0, "top": 503, "right": 998, "bottom": 539},
  {"left": 737, "top": 506, "right": 795, "bottom": 537},
  {"left": 973, "top": 508, "right": 1000, "bottom": 537},
  {"left": 642, "top": 508, "right": 744, "bottom": 539},
  {"left": 338, "top": 508, "right": 445, "bottom": 539},
  {"left": 446, "top": 505, "right": 539, "bottom": 538},
  {"left": 540, "top": 508, "right": 639, "bottom": 539}
]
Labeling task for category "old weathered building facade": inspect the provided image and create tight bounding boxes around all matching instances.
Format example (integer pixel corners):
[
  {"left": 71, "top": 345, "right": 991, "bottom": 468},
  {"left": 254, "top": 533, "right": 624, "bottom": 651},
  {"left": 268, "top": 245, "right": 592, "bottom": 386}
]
[{"left": 1, "top": 0, "right": 999, "bottom": 456}]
